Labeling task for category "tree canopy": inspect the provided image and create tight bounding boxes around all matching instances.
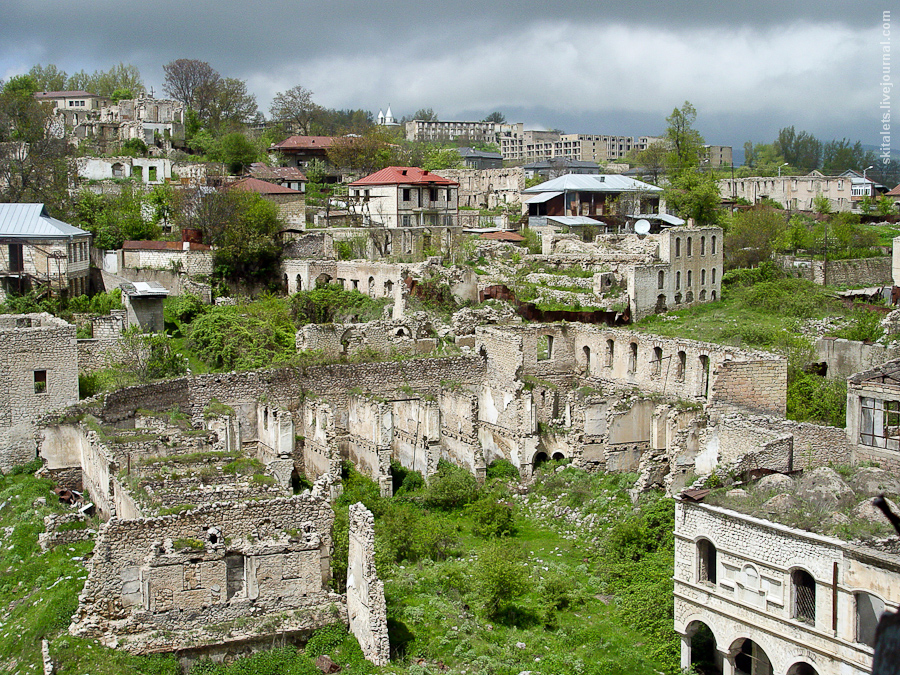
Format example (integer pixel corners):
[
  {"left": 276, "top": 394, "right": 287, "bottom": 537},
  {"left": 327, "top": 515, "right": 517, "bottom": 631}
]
[{"left": 269, "top": 85, "right": 321, "bottom": 135}]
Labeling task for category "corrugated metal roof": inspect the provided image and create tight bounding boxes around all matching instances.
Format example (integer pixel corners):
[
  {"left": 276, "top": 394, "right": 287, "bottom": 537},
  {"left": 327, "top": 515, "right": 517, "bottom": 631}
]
[
  {"left": 547, "top": 216, "right": 603, "bottom": 226},
  {"left": 523, "top": 174, "right": 662, "bottom": 194},
  {"left": 0, "top": 204, "right": 89, "bottom": 239},
  {"left": 120, "top": 281, "right": 169, "bottom": 297},
  {"left": 633, "top": 212, "right": 686, "bottom": 226},
  {"left": 524, "top": 191, "right": 562, "bottom": 204},
  {"left": 349, "top": 167, "right": 458, "bottom": 187}
]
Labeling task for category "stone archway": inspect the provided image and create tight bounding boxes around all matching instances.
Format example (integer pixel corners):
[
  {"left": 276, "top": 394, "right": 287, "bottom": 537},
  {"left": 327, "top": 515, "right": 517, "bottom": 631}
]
[{"left": 730, "top": 638, "right": 772, "bottom": 675}]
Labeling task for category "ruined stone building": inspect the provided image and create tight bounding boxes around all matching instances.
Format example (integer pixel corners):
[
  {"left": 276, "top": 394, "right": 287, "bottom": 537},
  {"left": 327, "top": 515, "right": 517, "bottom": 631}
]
[
  {"left": 538, "top": 225, "right": 724, "bottom": 320},
  {"left": 846, "top": 360, "right": 900, "bottom": 474},
  {"left": 0, "top": 313, "right": 78, "bottom": 471},
  {"left": 0, "top": 203, "right": 92, "bottom": 299},
  {"left": 675, "top": 495, "right": 899, "bottom": 675}
]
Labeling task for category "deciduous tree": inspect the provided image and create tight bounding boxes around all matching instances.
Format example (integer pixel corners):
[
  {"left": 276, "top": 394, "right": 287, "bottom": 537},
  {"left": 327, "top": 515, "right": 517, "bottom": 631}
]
[
  {"left": 665, "top": 101, "right": 704, "bottom": 171},
  {"left": 162, "top": 59, "right": 221, "bottom": 121},
  {"left": 269, "top": 85, "right": 321, "bottom": 135}
]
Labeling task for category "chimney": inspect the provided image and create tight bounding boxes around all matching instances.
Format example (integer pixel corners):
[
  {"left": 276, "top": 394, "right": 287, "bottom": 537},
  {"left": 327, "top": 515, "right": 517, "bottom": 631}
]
[{"left": 423, "top": 170, "right": 429, "bottom": 175}]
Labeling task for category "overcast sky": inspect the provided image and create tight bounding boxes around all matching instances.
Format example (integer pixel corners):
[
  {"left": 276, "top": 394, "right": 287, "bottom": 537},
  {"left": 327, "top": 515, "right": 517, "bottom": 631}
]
[{"left": 0, "top": 1, "right": 892, "bottom": 158}]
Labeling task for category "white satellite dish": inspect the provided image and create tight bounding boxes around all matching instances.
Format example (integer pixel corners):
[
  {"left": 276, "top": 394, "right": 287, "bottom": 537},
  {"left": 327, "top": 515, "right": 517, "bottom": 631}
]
[{"left": 634, "top": 219, "right": 651, "bottom": 235}]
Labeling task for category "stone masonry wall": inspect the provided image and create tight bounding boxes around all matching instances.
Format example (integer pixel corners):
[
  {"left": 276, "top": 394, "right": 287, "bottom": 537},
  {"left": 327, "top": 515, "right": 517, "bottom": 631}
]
[
  {"left": 70, "top": 479, "right": 343, "bottom": 655},
  {"left": 708, "top": 359, "right": 787, "bottom": 416},
  {"left": 347, "top": 503, "right": 389, "bottom": 666},
  {"left": 777, "top": 255, "right": 893, "bottom": 287},
  {"left": 0, "top": 313, "right": 79, "bottom": 471}
]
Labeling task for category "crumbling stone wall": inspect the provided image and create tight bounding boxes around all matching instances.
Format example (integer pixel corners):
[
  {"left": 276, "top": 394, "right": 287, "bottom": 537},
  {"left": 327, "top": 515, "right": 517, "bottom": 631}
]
[
  {"left": 815, "top": 337, "right": 900, "bottom": 381},
  {"left": 708, "top": 359, "right": 787, "bottom": 416},
  {"left": 121, "top": 247, "right": 214, "bottom": 276},
  {"left": 438, "top": 167, "right": 523, "bottom": 210},
  {"left": 347, "top": 503, "right": 389, "bottom": 666},
  {"left": 0, "top": 313, "right": 79, "bottom": 471},
  {"left": 777, "top": 254, "right": 893, "bottom": 287},
  {"left": 70, "top": 479, "right": 343, "bottom": 655}
]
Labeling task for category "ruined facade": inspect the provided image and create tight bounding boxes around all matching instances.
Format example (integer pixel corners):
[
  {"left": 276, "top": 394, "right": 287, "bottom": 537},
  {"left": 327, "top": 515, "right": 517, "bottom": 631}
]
[
  {"left": 846, "top": 360, "right": 900, "bottom": 473},
  {"left": 675, "top": 499, "right": 897, "bottom": 675},
  {"left": 347, "top": 503, "right": 389, "bottom": 665},
  {"left": 0, "top": 313, "right": 78, "bottom": 471}
]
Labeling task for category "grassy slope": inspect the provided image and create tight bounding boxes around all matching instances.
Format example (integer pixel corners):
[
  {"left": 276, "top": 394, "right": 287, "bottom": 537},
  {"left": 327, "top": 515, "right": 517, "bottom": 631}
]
[{"left": 4, "top": 463, "right": 676, "bottom": 675}]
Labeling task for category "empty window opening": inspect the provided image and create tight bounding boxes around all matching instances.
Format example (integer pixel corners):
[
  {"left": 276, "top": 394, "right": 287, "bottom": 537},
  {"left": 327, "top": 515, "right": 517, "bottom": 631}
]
[
  {"left": 225, "top": 554, "right": 245, "bottom": 600},
  {"left": 676, "top": 271, "right": 681, "bottom": 290},
  {"left": 655, "top": 294, "right": 667, "bottom": 313},
  {"left": 657, "top": 270, "right": 665, "bottom": 289},
  {"left": 8, "top": 244, "right": 23, "bottom": 273},
  {"left": 734, "top": 639, "right": 772, "bottom": 675},
  {"left": 859, "top": 397, "right": 900, "bottom": 450},
  {"left": 687, "top": 237, "right": 693, "bottom": 256},
  {"left": 711, "top": 268, "right": 717, "bottom": 285},
  {"left": 701, "top": 269, "right": 706, "bottom": 285},
  {"left": 700, "top": 236, "right": 706, "bottom": 255},
  {"left": 676, "top": 351, "right": 686, "bottom": 381},
  {"left": 537, "top": 334, "right": 552, "bottom": 361},
  {"left": 675, "top": 237, "right": 681, "bottom": 257},
  {"left": 652, "top": 346, "right": 663, "bottom": 376},
  {"left": 855, "top": 591, "right": 884, "bottom": 647},
  {"left": 699, "top": 354, "right": 710, "bottom": 397},
  {"left": 402, "top": 188, "right": 411, "bottom": 201},
  {"left": 583, "top": 345, "right": 591, "bottom": 374},
  {"left": 711, "top": 235, "right": 717, "bottom": 255},
  {"left": 605, "top": 339, "right": 615, "bottom": 368},
  {"left": 687, "top": 270, "right": 693, "bottom": 287},
  {"left": 628, "top": 342, "right": 637, "bottom": 374},
  {"left": 296, "top": 274, "right": 302, "bottom": 292},
  {"left": 792, "top": 569, "right": 816, "bottom": 625},
  {"left": 33, "top": 370, "right": 47, "bottom": 394},
  {"left": 697, "top": 539, "right": 717, "bottom": 583}
]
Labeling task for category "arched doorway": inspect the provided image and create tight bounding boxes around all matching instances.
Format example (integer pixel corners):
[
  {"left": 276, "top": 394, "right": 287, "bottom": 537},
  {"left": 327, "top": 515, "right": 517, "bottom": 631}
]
[
  {"left": 731, "top": 638, "right": 772, "bottom": 675},
  {"left": 684, "top": 620, "right": 721, "bottom": 675},
  {"left": 787, "top": 663, "right": 819, "bottom": 675},
  {"left": 533, "top": 451, "right": 549, "bottom": 469}
]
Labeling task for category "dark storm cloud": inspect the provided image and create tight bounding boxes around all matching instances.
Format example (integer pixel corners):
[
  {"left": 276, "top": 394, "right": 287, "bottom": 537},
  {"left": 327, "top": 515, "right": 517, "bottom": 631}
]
[{"left": 0, "top": 1, "right": 888, "bottom": 146}]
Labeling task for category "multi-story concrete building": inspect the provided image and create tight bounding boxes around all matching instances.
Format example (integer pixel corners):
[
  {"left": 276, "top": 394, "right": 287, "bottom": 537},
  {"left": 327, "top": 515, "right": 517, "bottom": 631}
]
[
  {"left": 34, "top": 90, "right": 111, "bottom": 112},
  {"left": 502, "top": 132, "right": 666, "bottom": 163},
  {"left": 0, "top": 203, "right": 91, "bottom": 300},
  {"left": 703, "top": 145, "right": 734, "bottom": 168},
  {"left": 675, "top": 496, "right": 897, "bottom": 675},
  {"left": 404, "top": 119, "right": 523, "bottom": 145},
  {"left": 719, "top": 172, "right": 855, "bottom": 211},
  {"left": 347, "top": 166, "right": 459, "bottom": 228}
]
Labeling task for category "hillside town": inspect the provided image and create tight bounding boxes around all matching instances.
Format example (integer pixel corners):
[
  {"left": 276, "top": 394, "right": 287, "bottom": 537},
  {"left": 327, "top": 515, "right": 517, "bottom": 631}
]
[{"left": 1, "top": 33, "right": 900, "bottom": 675}]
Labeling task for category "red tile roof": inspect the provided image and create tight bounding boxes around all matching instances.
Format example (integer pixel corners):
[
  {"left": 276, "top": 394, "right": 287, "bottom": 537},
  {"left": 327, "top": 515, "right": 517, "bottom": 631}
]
[
  {"left": 270, "top": 136, "right": 336, "bottom": 151},
  {"left": 34, "top": 90, "right": 104, "bottom": 99},
  {"left": 349, "top": 167, "right": 459, "bottom": 187},
  {"left": 479, "top": 231, "right": 526, "bottom": 242},
  {"left": 249, "top": 163, "right": 308, "bottom": 182},
  {"left": 230, "top": 177, "right": 303, "bottom": 195},
  {"left": 886, "top": 184, "right": 900, "bottom": 197}
]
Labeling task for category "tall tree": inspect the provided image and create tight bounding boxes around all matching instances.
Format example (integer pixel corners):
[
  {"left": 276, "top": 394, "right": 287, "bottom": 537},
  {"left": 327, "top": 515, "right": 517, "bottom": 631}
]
[
  {"left": 665, "top": 101, "right": 704, "bottom": 171},
  {"left": 270, "top": 85, "right": 321, "bottom": 135},
  {"left": 64, "top": 63, "right": 143, "bottom": 97},
  {"left": 327, "top": 127, "right": 402, "bottom": 174},
  {"left": 413, "top": 107, "right": 438, "bottom": 121},
  {"left": 821, "top": 139, "right": 877, "bottom": 175},
  {"left": 482, "top": 111, "right": 506, "bottom": 124},
  {"left": 207, "top": 78, "right": 258, "bottom": 131},
  {"left": 162, "top": 59, "right": 221, "bottom": 121},
  {"left": 773, "top": 127, "right": 822, "bottom": 171},
  {"left": 0, "top": 81, "right": 72, "bottom": 213},
  {"left": 27, "top": 64, "right": 68, "bottom": 92}
]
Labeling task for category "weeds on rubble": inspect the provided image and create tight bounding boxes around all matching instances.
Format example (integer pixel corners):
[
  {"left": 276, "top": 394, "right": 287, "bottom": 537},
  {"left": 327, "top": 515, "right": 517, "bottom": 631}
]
[
  {"left": 51, "top": 636, "right": 179, "bottom": 675},
  {"left": 203, "top": 398, "right": 235, "bottom": 419},
  {"left": 173, "top": 537, "right": 204, "bottom": 550},
  {"left": 223, "top": 457, "right": 265, "bottom": 475},
  {"left": 158, "top": 504, "right": 196, "bottom": 516},
  {"left": 0, "top": 468, "right": 97, "bottom": 673}
]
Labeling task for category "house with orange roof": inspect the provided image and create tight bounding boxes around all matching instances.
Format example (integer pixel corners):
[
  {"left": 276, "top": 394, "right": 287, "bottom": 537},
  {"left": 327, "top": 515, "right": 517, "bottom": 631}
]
[{"left": 347, "top": 167, "right": 459, "bottom": 228}]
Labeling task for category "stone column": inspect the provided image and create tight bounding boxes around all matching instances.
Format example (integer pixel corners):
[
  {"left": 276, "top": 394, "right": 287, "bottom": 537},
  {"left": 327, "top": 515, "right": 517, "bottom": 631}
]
[{"left": 679, "top": 633, "right": 692, "bottom": 671}]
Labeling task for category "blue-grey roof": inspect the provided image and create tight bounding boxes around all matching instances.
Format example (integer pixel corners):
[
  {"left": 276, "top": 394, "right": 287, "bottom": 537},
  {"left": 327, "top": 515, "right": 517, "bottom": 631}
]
[
  {"left": 0, "top": 204, "right": 89, "bottom": 239},
  {"left": 547, "top": 216, "right": 603, "bottom": 226},
  {"left": 457, "top": 147, "right": 502, "bottom": 160},
  {"left": 523, "top": 174, "right": 662, "bottom": 194},
  {"left": 633, "top": 212, "right": 686, "bottom": 226}
]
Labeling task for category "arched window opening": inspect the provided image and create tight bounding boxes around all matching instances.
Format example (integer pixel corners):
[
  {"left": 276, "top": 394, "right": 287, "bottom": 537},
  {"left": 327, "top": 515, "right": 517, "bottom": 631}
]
[
  {"left": 658, "top": 270, "right": 665, "bottom": 289},
  {"left": 711, "top": 267, "right": 717, "bottom": 285},
  {"left": 675, "top": 237, "right": 681, "bottom": 257},
  {"left": 296, "top": 274, "right": 302, "bottom": 292},
  {"left": 606, "top": 339, "right": 615, "bottom": 367},
  {"left": 734, "top": 639, "right": 772, "bottom": 675},
  {"left": 652, "top": 346, "right": 663, "bottom": 376},
  {"left": 677, "top": 351, "right": 686, "bottom": 381},
  {"left": 792, "top": 569, "right": 816, "bottom": 625},
  {"left": 676, "top": 271, "right": 681, "bottom": 290},
  {"left": 687, "top": 237, "right": 693, "bottom": 256},
  {"left": 628, "top": 342, "right": 637, "bottom": 374},
  {"left": 583, "top": 345, "right": 591, "bottom": 374},
  {"left": 701, "top": 269, "right": 706, "bottom": 285},
  {"left": 699, "top": 355, "right": 710, "bottom": 397},
  {"left": 687, "top": 270, "right": 693, "bottom": 287},
  {"left": 711, "top": 235, "right": 717, "bottom": 255},
  {"left": 697, "top": 539, "right": 717, "bottom": 583},
  {"left": 700, "top": 236, "right": 706, "bottom": 255}
]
